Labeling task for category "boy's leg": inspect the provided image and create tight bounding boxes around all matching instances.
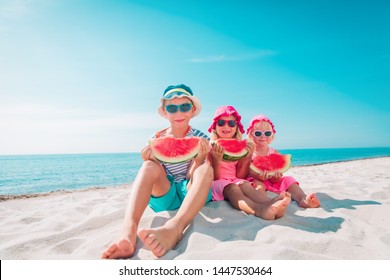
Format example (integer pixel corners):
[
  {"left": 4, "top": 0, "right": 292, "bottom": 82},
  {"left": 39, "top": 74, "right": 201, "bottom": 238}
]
[
  {"left": 102, "top": 160, "right": 170, "bottom": 259},
  {"left": 138, "top": 163, "right": 213, "bottom": 257}
]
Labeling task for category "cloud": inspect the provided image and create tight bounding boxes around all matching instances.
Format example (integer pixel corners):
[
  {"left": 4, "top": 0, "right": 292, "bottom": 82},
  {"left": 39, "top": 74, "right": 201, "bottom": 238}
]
[{"left": 187, "top": 50, "right": 277, "bottom": 63}]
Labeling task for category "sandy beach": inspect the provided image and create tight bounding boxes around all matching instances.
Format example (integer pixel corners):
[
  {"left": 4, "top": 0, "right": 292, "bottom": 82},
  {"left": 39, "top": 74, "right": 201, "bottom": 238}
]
[{"left": 0, "top": 157, "right": 389, "bottom": 260}]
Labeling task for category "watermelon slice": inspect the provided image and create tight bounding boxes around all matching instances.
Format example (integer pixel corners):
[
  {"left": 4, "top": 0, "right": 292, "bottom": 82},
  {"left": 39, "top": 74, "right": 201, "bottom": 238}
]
[
  {"left": 250, "top": 154, "right": 292, "bottom": 175},
  {"left": 149, "top": 137, "right": 200, "bottom": 163},
  {"left": 212, "top": 139, "right": 248, "bottom": 161}
]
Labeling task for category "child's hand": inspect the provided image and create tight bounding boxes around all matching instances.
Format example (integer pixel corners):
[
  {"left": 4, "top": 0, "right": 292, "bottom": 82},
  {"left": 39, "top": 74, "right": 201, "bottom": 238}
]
[
  {"left": 257, "top": 170, "right": 270, "bottom": 181},
  {"left": 245, "top": 141, "right": 255, "bottom": 159},
  {"left": 269, "top": 172, "right": 282, "bottom": 183},
  {"left": 210, "top": 143, "right": 224, "bottom": 162},
  {"left": 194, "top": 138, "right": 209, "bottom": 164},
  {"left": 141, "top": 145, "right": 156, "bottom": 161}
]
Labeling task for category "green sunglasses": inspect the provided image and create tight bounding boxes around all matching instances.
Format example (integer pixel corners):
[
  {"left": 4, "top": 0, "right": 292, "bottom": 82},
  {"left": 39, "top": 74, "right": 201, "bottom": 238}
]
[{"left": 165, "top": 103, "right": 193, "bottom": 114}]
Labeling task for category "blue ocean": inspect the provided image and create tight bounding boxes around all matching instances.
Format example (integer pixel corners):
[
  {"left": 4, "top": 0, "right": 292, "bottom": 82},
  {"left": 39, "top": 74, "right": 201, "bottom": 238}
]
[{"left": 1, "top": 147, "right": 389, "bottom": 196}]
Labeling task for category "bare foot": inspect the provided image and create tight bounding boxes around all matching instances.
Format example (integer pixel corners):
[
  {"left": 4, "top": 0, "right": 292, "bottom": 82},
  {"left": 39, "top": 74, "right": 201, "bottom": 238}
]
[
  {"left": 101, "top": 239, "right": 135, "bottom": 259},
  {"left": 254, "top": 192, "right": 291, "bottom": 220},
  {"left": 275, "top": 192, "right": 291, "bottom": 218},
  {"left": 254, "top": 203, "right": 278, "bottom": 220},
  {"left": 138, "top": 223, "right": 183, "bottom": 258},
  {"left": 299, "top": 193, "right": 320, "bottom": 208}
]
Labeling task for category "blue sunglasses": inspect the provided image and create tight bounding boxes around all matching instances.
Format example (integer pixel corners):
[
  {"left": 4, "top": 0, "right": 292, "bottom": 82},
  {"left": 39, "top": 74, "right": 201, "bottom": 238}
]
[
  {"left": 217, "top": 119, "right": 237, "bottom": 127},
  {"left": 165, "top": 103, "right": 193, "bottom": 114}
]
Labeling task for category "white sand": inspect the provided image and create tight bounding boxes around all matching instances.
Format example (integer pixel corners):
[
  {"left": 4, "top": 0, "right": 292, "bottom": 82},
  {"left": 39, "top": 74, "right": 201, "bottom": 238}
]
[{"left": 0, "top": 157, "right": 389, "bottom": 260}]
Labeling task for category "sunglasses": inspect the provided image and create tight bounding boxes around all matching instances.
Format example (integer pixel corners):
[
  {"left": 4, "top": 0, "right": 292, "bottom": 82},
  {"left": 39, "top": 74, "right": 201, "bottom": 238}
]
[
  {"left": 253, "top": 130, "right": 273, "bottom": 137},
  {"left": 165, "top": 103, "right": 193, "bottom": 114},
  {"left": 163, "top": 89, "right": 193, "bottom": 99},
  {"left": 217, "top": 119, "right": 237, "bottom": 127}
]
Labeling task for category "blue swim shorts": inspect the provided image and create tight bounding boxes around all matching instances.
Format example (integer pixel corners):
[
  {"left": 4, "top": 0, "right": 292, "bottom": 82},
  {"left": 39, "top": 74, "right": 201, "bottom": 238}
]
[{"left": 148, "top": 175, "right": 212, "bottom": 212}]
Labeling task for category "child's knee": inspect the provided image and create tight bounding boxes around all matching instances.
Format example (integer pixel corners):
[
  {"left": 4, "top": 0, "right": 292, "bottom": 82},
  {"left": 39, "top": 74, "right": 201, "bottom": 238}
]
[
  {"left": 195, "top": 162, "right": 214, "bottom": 178},
  {"left": 140, "top": 160, "right": 162, "bottom": 176},
  {"left": 223, "top": 184, "right": 240, "bottom": 195}
]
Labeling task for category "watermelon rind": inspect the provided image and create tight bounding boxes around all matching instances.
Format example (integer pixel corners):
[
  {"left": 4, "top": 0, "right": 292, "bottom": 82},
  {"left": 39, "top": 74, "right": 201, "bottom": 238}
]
[
  {"left": 250, "top": 154, "right": 292, "bottom": 176},
  {"left": 149, "top": 137, "right": 199, "bottom": 163},
  {"left": 212, "top": 139, "right": 248, "bottom": 162}
]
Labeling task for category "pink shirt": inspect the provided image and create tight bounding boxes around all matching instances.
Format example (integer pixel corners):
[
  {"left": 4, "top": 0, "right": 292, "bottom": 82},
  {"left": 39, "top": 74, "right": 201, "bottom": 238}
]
[
  {"left": 211, "top": 160, "right": 251, "bottom": 201},
  {"left": 219, "top": 160, "right": 238, "bottom": 179}
]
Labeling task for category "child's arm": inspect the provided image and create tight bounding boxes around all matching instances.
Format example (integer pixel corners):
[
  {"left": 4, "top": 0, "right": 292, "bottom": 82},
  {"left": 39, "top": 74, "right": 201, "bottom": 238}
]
[
  {"left": 236, "top": 141, "right": 255, "bottom": 178},
  {"left": 209, "top": 143, "right": 224, "bottom": 180},
  {"left": 187, "top": 138, "right": 210, "bottom": 178}
]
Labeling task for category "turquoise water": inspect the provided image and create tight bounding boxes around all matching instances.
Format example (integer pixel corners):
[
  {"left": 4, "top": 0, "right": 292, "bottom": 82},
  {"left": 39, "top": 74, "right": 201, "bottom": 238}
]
[
  {"left": 1, "top": 147, "right": 389, "bottom": 196},
  {"left": 0, "top": 153, "right": 143, "bottom": 195},
  {"left": 280, "top": 147, "right": 390, "bottom": 166}
]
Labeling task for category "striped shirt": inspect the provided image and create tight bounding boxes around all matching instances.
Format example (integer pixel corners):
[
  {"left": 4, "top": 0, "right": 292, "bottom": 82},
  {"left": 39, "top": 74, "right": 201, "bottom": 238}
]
[{"left": 153, "top": 127, "right": 209, "bottom": 182}]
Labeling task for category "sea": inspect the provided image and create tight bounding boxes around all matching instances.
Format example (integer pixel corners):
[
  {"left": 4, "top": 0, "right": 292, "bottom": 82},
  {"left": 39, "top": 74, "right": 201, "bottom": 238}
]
[{"left": 1, "top": 147, "right": 389, "bottom": 196}]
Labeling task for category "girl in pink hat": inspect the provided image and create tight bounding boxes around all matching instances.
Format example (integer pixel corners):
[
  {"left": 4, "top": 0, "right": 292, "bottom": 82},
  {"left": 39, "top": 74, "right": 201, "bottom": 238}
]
[
  {"left": 247, "top": 115, "right": 320, "bottom": 208},
  {"left": 208, "top": 106, "right": 291, "bottom": 220}
]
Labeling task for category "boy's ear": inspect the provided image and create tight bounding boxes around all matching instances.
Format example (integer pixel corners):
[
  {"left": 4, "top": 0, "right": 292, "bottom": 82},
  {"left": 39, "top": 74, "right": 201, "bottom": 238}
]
[{"left": 162, "top": 107, "right": 167, "bottom": 116}]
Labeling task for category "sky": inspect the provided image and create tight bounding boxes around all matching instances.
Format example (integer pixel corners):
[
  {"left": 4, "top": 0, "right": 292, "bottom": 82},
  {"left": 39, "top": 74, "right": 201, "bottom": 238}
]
[{"left": 0, "top": 0, "right": 389, "bottom": 155}]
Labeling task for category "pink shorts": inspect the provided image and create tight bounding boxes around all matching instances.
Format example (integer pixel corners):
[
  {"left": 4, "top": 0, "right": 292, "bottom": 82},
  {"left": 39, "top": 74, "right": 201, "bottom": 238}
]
[
  {"left": 249, "top": 176, "right": 298, "bottom": 194},
  {"left": 211, "top": 178, "right": 252, "bottom": 201}
]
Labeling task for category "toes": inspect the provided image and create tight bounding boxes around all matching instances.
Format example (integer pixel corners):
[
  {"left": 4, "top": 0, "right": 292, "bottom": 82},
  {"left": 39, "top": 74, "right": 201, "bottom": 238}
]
[
  {"left": 299, "top": 193, "right": 320, "bottom": 208},
  {"left": 138, "top": 230, "right": 167, "bottom": 257},
  {"left": 139, "top": 230, "right": 160, "bottom": 250},
  {"left": 101, "top": 244, "right": 117, "bottom": 259},
  {"left": 307, "top": 193, "right": 321, "bottom": 207},
  {"left": 101, "top": 240, "right": 135, "bottom": 259},
  {"left": 138, "top": 228, "right": 150, "bottom": 242},
  {"left": 154, "top": 244, "right": 166, "bottom": 257},
  {"left": 146, "top": 235, "right": 159, "bottom": 250},
  {"left": 139, "top": 230, "right": 157, "bottom": 247}
]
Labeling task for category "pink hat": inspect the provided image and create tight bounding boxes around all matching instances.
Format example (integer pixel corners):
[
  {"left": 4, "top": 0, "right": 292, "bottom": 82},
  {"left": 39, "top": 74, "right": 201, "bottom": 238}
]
[
  {"left": 246, "top": 114, "right": 276, "bottom": 134},
  {"left": 208, "top": 105, "right": 245, "bottom": 133}
]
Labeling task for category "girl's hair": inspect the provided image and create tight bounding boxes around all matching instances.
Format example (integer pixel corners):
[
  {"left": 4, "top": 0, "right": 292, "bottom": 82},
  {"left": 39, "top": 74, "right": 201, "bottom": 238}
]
[{"left": 211, "top": 129, "right": 242, "bottom": 141}]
